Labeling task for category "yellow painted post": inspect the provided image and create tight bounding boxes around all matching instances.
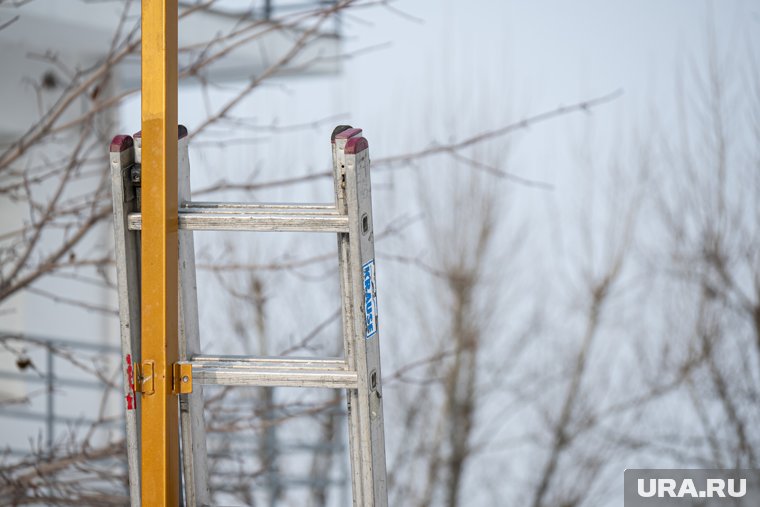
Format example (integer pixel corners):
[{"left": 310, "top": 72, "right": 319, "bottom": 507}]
[{"left": 141, "top": 0, "right": 179, "bottom": 505}]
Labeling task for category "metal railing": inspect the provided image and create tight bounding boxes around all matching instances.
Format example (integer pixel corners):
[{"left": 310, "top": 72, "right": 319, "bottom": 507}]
[
  {"left": 0, "top": 332, "right": 123, "bottom": 456},
  {"left": 0, "top": 332, "right": 349, "bottom": 505}
]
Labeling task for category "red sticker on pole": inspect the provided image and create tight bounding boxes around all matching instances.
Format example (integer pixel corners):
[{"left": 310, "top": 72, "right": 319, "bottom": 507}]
[{"left": 125, "top": 354, "right": 136, "bottom": 410}]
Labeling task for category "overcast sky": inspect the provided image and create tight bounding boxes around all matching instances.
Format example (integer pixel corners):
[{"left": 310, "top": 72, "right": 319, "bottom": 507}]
[{"left": 144, "top": 0, "right": 760, "bottom": 203}]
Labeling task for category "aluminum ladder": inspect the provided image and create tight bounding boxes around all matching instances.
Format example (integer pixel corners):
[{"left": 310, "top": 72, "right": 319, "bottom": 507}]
[{"left": 110, "top": 125, "right": 388, "bottom": 506}]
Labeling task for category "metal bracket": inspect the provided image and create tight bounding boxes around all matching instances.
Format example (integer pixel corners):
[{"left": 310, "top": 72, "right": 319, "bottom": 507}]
[
  {"left": 135, "top": 360, "right": 155, "bottom": 395},
  {"left": 172, "top": 362, "right": 193, "bottom": 395},
  {"left": 130, "top": 163, "right": 141, "bottom": 186},
  {"left": 122, "top": 166, "right": 136, "bottom": 202}
]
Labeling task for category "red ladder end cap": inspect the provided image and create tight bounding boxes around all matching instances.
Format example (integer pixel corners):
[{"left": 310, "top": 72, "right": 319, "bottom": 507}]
[
  {"left": 335, "top": 128, "right": 363, "bottom": 141},
  {"left": 110, "top": 135, "right": 133, "bottom": 153},
  {"left": 345, "top": 137, "right": 368, "bottom": 154},
  {"left": 331, "top": 125, "right": 353, "bottom": 143}
]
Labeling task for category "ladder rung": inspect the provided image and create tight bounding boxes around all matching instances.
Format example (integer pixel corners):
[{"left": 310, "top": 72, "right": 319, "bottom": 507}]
[
  {"left": 184, "top": 201, "right": 340, "bottom": 212},
  {"left": 182, "top": 356, "right": 358, "bottom": 389},
  {"left": 127, "top": 206, "right": 348, "bottom": 232}
]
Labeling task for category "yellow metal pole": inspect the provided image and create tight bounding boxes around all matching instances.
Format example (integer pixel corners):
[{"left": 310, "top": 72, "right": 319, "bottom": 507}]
[{"left": 141, "top": 0, "right": 179, "bottom": 505}]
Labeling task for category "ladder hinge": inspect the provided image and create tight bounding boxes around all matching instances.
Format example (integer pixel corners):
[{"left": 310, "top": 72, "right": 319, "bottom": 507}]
[
  {"left": 172, "top": 362, "right": 193, "bottom": 395},
  {"left": 135, "top": 360, "right": 155, "bottom": 395}
]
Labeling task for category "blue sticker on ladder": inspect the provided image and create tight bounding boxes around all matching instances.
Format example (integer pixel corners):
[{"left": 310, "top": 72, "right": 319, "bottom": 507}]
[{"left": 363, "top": 259, "right": 378, "bottom": 339}]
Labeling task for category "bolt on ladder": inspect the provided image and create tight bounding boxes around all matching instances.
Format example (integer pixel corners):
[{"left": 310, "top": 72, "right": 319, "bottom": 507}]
[{"left": 110, "top": 125, "right": 388, "bottom": 506}]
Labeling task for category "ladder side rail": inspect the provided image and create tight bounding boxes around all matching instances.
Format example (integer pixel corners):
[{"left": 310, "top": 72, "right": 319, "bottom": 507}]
[
  {"left": 110, "top": 135, "right": 142, "bottom": 507},
  {"left": 332, "top": 127, "right": 365, "bottom": 505},
  {"left": 344, "top": 136, "right": 389, "bottom": 507},
  {"left": 176, "top": 130, "right": 211, "bottom": 507},
  {"left": 331, "top": 125, "right": 354, "bottom": 213}
]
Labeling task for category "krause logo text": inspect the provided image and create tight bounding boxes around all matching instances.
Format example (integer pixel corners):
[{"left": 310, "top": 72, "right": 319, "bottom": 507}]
[{"left": 363, "top": 259, "right": 378, "bottom": 338}]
